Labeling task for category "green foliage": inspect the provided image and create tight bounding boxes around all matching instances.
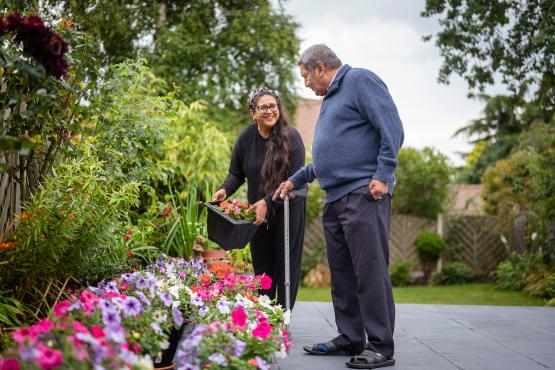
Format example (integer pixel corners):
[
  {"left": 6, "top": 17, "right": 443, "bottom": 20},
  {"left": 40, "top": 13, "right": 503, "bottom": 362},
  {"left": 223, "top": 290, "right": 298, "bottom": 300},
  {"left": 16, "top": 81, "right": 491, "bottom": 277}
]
[
  {"left": 389, "top": 260, "right": 413, "bottom": 287},
  {"left": 305, "top": 180, "right": 325, "bottom": 222},
  {"left": 422, "top": 0, "right": 554, "bottom": 114},
  {"left": 433, "top": 262, "right": 473, "bottom": 285},
  {"left": 300, "top": 244, "right": 326, "bottom": 286},
  {"left": 393, "top": 147, "right": 451, "bottom": 219},
  {"left": 482, "top": 122, "right": 555, "bottom": 257},
  {"left": 415, "top": 232, "right": 445, "bottom": 263},
  {"left": 39, "top": 0, "right": 301, "bottom": 114},
  {"left": 0, "top": 146, "right": 144, "bottom": 315},
  {"left": 0, "top": 291, "right": 26, "bottom": 328},
  {"left": 495, "top": 252, "right": 541, "bottom": 291},
  {"left": 162, "top": 184, "right": 207, "bottom": 260}
]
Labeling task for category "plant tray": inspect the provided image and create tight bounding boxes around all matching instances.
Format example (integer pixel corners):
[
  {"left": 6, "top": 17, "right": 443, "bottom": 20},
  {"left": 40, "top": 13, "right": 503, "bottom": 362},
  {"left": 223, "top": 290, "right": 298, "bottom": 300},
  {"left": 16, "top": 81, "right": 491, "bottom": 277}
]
[{"left": 204, "top": 202, "right": 260, "bottom": 251}]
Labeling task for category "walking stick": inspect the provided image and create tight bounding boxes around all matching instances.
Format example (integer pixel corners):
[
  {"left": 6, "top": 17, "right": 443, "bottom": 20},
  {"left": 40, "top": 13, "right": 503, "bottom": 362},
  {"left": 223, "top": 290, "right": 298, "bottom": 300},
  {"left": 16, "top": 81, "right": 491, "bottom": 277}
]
[{"left": 283, "top": 188, "right": 307, "bottom": 314}]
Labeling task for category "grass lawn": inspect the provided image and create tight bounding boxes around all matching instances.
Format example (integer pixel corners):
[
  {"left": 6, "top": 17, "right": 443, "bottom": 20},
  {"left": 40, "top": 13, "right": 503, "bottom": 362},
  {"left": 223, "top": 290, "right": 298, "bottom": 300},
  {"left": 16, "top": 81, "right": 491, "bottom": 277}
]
[{"left": 297, "top": 284, "right": 546, "bottom": 306}]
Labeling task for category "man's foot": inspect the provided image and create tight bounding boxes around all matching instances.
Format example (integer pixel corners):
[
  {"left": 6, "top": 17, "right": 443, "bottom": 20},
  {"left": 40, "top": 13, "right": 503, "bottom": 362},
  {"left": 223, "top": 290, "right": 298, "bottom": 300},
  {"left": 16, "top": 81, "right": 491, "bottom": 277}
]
[
  {"left": 345, "top": 349, "right": 395, "bottom": 369},
  {"left": 303, "top": 340, "right": 357, "bottom": 356}
]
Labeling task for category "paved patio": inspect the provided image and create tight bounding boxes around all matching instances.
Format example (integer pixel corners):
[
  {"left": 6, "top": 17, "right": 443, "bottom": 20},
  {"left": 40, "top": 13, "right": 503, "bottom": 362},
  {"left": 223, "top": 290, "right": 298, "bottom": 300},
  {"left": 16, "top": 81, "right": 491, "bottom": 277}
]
[{"left": 276, "top": 302, "right": 555, "bottom": 370}]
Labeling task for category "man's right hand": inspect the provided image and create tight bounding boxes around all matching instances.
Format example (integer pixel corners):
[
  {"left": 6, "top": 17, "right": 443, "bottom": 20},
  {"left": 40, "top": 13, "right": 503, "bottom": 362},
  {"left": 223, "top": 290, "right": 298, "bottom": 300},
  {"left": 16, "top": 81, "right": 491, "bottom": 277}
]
[
  {"left": 212, "top": 188, "right": 227, "bottom": 202},
  {"left": 272, "top": 180, "right": 295, "bottom": 201}
]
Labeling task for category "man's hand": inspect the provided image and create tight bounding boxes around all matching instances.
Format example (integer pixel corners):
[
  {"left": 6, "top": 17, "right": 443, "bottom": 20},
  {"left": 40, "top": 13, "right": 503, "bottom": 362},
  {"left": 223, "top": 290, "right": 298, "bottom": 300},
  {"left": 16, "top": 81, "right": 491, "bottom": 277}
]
[
  {"left": 369, "top": 179, "right": 388, "bottom": 200},
  {"left": 212, "top": 188, "right": 227, "bottom": 202},
  {"left": 249, "top": 199, "right": 268, "bottom": 225},
  {"left": 272, "top": 180, "right": 295, "bottom": 201}
]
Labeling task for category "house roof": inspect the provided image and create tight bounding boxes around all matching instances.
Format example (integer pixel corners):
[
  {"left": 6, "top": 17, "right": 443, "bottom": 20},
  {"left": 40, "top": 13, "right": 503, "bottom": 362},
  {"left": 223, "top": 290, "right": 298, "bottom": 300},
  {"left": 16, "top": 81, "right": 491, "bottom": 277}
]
[{"left": 449, "top": 184, "right": 484, "bottom": 215}]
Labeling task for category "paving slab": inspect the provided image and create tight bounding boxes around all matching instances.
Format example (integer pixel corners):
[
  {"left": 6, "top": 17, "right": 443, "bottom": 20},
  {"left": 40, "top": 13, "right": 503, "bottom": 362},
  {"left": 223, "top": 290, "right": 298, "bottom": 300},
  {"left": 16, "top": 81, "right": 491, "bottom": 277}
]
[{"left": 275, "top": 302, "right": 555, "bottom": 370}]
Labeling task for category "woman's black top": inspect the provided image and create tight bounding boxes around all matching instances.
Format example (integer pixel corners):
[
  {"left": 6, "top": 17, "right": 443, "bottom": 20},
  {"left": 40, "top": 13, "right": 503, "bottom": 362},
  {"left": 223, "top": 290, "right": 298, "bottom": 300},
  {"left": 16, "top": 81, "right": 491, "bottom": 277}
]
[{"left": 221, "top": 123, "right": 305, "bottom": 206}]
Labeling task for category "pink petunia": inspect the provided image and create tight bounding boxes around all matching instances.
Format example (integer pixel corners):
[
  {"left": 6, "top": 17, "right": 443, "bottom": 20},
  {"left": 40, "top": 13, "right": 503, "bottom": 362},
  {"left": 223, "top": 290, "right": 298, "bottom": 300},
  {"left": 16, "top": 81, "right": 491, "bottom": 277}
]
[
  {"left": 12, "top": 328, "right": 36, "bottom": 345},
  {"left": 0, "top": 358, "right": 21, "bottom": 370},
  {"left": 259, "top": 275, "right": 272, "bottom": 290},
  {"left": 36, "top": 346, "right": 63, "bottom": 370},
  {"left": 53, "top": 301, "right": 70, "bottom": 318},
  {"left": 231, "top": 307, "right": 247, "bottom": 327},
  {"left": 252, "top": 323, "right": 272, "bottom": 339}
]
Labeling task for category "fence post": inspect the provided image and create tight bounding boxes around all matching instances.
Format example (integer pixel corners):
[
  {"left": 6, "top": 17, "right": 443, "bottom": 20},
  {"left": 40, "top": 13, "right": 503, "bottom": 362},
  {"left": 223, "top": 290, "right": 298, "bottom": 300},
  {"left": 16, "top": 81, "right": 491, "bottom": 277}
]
[{"left": 437, "top": 213, "right": 444, "bottom": 272}]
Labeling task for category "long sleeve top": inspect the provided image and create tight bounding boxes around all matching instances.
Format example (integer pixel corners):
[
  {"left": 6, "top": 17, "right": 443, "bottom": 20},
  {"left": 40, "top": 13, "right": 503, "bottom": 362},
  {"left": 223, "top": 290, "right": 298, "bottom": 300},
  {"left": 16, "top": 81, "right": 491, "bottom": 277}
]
[
  {"left": 289, "top": 64, "right": 404, "bottom": 203},
  {"left": 221, "top": 123, "right": 305, "bottom": 207}
]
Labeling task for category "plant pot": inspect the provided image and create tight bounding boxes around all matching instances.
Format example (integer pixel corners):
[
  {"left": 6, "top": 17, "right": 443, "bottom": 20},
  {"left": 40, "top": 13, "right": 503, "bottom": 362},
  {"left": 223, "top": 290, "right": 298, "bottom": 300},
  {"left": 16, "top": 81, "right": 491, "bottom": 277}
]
[
  {"left": 204, "top": 201, "right": 260, "bottom": 250},
  {"left": 154, "top": 362, "right": 175, "bottom": 370},
  {"left": 154, "top": 324, "right": 185, "bottom": 368},
  {"left": 201, "top": 248, "right": 230, "bottom": 265}
]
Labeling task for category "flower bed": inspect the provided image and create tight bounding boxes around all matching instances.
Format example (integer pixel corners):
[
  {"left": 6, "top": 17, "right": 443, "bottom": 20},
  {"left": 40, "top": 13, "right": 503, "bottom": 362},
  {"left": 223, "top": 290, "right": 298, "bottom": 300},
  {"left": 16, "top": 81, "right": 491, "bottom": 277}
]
[{"left": 0, "top": 257, "right": 290, "bottom": 369}]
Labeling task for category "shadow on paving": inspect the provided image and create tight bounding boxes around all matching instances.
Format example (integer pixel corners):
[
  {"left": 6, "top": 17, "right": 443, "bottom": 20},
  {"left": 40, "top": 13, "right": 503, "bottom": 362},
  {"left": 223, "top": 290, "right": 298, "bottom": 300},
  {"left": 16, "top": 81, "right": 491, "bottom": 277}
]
[{"left": 275, "top": 302, "right": 555, "bottom": 370}]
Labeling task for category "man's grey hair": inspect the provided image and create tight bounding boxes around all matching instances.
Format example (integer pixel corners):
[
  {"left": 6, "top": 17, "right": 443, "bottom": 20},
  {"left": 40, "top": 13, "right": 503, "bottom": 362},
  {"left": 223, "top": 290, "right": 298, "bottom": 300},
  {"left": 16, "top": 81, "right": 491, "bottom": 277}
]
[{"left": 297, "top": 44, "right": 342, "bottom": 71}]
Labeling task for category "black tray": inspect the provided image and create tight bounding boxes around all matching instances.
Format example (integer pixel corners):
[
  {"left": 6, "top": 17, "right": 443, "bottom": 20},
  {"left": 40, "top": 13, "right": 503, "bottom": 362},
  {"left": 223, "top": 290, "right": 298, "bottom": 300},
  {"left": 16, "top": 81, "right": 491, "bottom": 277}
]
[{"left": 204, "top": 202, "right": 261, "bottom": 251}]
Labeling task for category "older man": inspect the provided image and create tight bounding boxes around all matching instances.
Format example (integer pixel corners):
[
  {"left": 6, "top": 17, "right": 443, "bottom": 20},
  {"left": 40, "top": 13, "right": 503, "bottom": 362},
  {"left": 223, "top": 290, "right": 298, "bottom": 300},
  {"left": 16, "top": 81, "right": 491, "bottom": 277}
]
[{"left": 274, "top": 44, "right": 404, "bottom": 369}]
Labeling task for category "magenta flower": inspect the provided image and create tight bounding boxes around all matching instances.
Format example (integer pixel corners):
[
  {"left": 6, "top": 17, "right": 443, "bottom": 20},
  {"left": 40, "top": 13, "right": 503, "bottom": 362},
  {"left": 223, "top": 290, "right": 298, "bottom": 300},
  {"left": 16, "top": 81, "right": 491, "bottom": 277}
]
[
  {"left": 259, "top": 275, "right": 272, "bottom": 290},
  {"left": 0, "top": 357, "right": 21, "bottom": 370},
  {"left": 231, "top": 307, "right": 247, "bottom": 327},
  {"left": 252, "top": 323, "right": 272, "bottom": 339},
  {"left": 36, "top": 346, "right": 63, "bottom": 370},
  {"left": 53, "top": 301, "right": 69, "bottom": 318}
]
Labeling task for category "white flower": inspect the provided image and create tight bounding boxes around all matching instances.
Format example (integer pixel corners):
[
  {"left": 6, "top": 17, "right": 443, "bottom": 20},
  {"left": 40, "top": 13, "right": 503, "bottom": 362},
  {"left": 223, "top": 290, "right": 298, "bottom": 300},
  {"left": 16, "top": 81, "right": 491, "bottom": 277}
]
[{"left": 283, "top": 310, "right": 291, "bottom": 326}]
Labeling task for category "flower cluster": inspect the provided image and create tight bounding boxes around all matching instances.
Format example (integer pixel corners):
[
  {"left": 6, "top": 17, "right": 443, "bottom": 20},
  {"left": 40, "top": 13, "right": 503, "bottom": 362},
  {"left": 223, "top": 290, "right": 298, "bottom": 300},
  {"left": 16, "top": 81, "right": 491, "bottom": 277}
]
[
  {"left": 0, "top": 13, "right": 68, "bottom": 78},
  {"left": 0, "top": 256, "right": 290, "bottom": 370},
  {"left": 218, "top": 199, "right": 256, "bottom": 221}
]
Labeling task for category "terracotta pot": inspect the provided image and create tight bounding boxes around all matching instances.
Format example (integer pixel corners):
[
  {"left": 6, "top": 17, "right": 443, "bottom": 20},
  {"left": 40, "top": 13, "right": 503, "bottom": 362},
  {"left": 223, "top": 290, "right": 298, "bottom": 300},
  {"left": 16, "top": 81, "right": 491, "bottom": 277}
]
[{"left": 201, "top": 248, "right": 230, "bottom": 263}]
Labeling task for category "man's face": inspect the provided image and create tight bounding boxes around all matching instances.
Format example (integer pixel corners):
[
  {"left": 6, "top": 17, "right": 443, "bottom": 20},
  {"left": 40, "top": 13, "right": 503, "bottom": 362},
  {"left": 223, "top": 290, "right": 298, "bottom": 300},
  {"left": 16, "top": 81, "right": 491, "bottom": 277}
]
[{"left": 300, "top": 64, "right": 328, "bottom": 96}]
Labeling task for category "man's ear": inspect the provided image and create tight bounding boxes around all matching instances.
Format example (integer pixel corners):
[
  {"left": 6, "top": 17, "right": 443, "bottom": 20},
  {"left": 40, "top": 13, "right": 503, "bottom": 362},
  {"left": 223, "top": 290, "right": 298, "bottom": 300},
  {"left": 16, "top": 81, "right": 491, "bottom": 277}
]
[{"left": 315, "top": 61, "right": 325, "bottom": 75}]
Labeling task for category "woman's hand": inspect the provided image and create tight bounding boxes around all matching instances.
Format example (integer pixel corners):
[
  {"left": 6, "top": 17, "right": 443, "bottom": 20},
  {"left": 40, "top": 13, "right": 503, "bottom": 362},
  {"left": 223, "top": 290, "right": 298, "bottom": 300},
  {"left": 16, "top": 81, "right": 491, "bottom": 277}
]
[
  {"left": 212, "top": 188, "right": 227, "bottom": 202},
  {"left": 249, "top": 199, "right": 268, "bottom": 225}
]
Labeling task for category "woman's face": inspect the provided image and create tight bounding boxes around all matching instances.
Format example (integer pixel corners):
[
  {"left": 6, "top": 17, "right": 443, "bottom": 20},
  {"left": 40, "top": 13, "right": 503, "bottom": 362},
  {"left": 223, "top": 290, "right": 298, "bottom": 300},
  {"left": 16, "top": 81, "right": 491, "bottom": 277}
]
[{"left": 251, "top": 94, "right": 280, "bottom": 131}]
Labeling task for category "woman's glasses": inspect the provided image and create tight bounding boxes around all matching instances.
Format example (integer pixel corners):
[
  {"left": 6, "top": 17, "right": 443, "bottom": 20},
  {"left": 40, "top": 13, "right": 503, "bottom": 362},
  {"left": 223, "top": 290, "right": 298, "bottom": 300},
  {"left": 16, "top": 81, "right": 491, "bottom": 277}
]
[{"left": 255, "top": 104, "right": 279, "bottom": 113}]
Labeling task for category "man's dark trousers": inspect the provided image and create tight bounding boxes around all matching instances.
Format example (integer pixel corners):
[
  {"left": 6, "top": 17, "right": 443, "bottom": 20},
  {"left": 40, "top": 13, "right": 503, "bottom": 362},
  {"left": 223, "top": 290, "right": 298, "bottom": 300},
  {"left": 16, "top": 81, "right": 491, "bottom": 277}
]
[{"left": 323, "top": 185, "right": 395, "bottom": 358}]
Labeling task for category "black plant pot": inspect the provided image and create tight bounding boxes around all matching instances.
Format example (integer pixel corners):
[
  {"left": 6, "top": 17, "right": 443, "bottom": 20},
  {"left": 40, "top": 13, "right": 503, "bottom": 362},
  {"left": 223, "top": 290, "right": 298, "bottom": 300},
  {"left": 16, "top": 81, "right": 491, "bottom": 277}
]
[
  {"left": 204, "top": 201, "right": 260, "bottom": 250},
  {"left": 154, "top": 324, "right": 186, "bottom": 368}
]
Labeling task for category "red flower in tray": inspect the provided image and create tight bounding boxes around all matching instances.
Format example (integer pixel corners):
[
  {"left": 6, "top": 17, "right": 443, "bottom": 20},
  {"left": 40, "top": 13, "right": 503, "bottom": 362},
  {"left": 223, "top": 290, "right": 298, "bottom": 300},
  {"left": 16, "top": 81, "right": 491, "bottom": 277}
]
[{"left": 218, "top": 199, "right": 256, "bottom": 221}]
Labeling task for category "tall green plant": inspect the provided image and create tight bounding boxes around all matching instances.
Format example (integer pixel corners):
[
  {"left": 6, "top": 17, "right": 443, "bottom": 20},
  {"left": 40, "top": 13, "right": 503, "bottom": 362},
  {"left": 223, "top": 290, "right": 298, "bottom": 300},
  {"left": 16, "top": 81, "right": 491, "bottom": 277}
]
[{"left": 162, "top": 184, "right": 207, "bottom": 260}]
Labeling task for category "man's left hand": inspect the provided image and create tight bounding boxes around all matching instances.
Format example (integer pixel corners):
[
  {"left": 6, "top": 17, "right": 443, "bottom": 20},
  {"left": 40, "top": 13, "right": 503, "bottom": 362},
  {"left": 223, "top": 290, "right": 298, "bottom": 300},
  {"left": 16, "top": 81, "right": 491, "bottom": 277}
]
[
  {"left": 369, "top": 179, "right": 388, "bottom": 200},
  {"left": 249, "top": 199, "right": 268, "bottom": 225}
]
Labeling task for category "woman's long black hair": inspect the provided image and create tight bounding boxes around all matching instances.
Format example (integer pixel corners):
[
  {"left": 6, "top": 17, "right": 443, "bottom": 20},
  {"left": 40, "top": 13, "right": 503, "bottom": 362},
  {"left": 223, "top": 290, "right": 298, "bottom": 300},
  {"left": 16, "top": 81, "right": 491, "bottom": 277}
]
[{"left": 249, "top": 87, "right": 292, "bottom": 195}]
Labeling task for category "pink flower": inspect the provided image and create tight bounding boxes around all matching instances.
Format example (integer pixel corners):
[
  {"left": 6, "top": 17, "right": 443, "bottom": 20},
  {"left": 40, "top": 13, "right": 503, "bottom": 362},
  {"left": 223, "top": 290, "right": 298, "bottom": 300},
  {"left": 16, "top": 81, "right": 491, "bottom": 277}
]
[
  {"left": 72, "top": 321, "right": 88, "bottom": 335},
  {"left": 12, "top": 328, "right": 36, "bottom": 345},
  {"left": 259, "top": 275, "right": 272, "bottom": 290},
  {"left": 0, "top": 358, "right": 20, "bottom": 370},
  {"left": 252, "top": 323, "right": 271, "bottom": 339},
  {"left": 36, "top": 346, "right": 62, "bottom": 370},
  {"left": 32, "top": 319, "right": 53, "bottom": 334},
  {"left": 53, "top": 301, "right": 69, "bottom": 318},
  {"left": 231, "top": 307, "right": 247, "bottom": 327},
  {"left": 90, "top": 325, "right": 105, "bottom": 338}
]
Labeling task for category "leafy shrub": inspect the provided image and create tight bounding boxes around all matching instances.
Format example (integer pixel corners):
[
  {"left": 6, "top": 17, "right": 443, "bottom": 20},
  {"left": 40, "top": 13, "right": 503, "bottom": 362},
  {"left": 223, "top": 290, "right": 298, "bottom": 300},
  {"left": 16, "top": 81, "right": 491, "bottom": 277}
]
[
  {"left": 415, "top": 231, "right": 445, "bottom": 283},
  {"left": 494, "top": 252, "right": 540, "bottom": 291},
  {"left": 433, "top": 262, "right": 473, "bottom": 285},
  {"left": 389, "top": 260, "right": 413, "bottom": 286}
]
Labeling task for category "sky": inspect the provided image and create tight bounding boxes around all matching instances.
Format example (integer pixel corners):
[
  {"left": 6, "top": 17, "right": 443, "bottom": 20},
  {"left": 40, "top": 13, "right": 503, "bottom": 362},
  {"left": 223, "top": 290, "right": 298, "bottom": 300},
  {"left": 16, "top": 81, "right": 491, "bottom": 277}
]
[{"left": 281, "top": 0, "right": 504, "bottom": 166}]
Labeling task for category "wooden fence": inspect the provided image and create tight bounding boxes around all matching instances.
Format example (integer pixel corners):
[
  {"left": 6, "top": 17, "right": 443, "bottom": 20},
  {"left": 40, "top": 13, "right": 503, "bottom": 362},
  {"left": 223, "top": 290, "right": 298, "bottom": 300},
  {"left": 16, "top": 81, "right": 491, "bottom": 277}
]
[{"left": 303, "top": 213, "right": 508, "bottom": 275}]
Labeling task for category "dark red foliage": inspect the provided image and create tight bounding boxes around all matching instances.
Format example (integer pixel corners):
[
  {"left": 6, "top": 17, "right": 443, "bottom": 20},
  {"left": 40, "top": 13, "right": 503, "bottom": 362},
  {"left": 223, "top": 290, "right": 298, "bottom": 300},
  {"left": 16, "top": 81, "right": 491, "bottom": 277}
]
[{"left": 1, "top": 13, "right": 69, "bottom": 79}]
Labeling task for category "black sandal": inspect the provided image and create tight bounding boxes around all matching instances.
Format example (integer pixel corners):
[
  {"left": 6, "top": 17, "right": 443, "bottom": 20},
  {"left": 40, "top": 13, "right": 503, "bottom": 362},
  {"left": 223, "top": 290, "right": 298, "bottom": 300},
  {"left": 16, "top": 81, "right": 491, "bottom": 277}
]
[
  {"left": 345, "top": 349, "right": 395, "bottom": 369},
  {"left": 303, "top": 340, "right": 354, "bottom": 356}
]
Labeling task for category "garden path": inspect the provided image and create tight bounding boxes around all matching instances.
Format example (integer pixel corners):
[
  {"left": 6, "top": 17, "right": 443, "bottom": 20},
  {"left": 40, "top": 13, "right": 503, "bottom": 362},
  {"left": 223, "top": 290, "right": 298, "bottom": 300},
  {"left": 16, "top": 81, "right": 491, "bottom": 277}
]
[{"left": 275, "top": 302, "right": 555, "bottom": 370}]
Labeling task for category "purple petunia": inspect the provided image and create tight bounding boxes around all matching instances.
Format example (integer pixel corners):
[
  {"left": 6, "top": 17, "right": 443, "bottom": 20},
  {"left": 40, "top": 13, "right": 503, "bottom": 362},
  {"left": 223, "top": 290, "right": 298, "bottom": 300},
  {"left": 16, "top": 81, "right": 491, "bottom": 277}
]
[
  {"left": 135, "top": 291, "right": 151, "bottom": 306},
  {"left": 198, "top": 306, "right": 209, "bottom": 317},
  {"left": 160, "top": 291, "right": 173, "bottom": 307},
  {"left": 122, "top": 296, "right": 143, "bottom": 317},
  {"left": 208, "top": 352, "right": 227, "bottom": 366},
  {"left": 172, "top": 307, "right": 184, "bottom": 326},
  {"left": 102, "top": 308, "right": 121, "bottom": 328},
  {"left": 233, "top": 339, "right": 246, "bottom": 357}
]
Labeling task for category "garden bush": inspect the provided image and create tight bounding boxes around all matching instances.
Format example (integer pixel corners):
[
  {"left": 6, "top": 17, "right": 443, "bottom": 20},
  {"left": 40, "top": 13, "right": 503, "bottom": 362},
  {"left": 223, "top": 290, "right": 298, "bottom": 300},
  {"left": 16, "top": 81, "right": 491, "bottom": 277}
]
[
  {"left": 433, "top": 262, "right": 473, "bottom": 285},
  {"left": 389, "top": 260, "right": 413, "bottom": 286},
  {"left": 415, "top": 231, "right": 445, "bottom": 283},
  {"left": 494, "top": 252, "right": 541, "bottom": 291}
]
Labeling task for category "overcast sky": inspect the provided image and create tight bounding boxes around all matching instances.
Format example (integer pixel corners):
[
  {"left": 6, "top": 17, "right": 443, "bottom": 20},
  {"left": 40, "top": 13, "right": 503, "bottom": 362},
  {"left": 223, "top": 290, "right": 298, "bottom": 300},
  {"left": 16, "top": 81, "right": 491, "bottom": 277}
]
[{"left": 281, "top": 0, "right": 504, "bottom": 166}]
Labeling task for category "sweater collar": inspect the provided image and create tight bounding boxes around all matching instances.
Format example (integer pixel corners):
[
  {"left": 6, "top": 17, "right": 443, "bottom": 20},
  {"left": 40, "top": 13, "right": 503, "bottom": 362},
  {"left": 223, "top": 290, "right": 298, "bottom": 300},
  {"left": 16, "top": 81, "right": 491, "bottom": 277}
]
[{"left": 325, "top": 64, "right": 351, "bottom": 97}]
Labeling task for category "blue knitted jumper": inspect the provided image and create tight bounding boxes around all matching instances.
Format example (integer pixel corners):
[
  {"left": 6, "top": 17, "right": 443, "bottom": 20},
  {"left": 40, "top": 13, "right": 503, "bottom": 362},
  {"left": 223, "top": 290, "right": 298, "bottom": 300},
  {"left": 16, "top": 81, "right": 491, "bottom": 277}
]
[{"left": 290, "top": 64, "right": 404, "bottom": 203}]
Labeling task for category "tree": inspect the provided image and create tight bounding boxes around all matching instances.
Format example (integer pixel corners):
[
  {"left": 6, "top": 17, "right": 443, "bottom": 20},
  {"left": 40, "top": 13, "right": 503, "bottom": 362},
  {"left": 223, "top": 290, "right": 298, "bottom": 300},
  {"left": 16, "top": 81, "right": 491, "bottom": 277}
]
[
  {"left": 421, "top": 0, "right": 555, "bottom": 117},
  {"left": 482, "top": 122, "right": 555, "bottom": 258},
  {"left": 37, "top": 0, "right": 301, "bottom": 113},
  {"left": 393, "top": 147, "right": 451, "bottom": 219}
]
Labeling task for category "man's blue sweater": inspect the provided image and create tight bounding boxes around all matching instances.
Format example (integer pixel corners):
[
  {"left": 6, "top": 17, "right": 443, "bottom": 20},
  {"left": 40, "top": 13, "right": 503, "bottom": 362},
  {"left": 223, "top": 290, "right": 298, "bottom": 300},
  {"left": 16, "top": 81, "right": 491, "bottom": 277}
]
[{"left": 290, "top": 64, "right": 404, "bottom": 203}]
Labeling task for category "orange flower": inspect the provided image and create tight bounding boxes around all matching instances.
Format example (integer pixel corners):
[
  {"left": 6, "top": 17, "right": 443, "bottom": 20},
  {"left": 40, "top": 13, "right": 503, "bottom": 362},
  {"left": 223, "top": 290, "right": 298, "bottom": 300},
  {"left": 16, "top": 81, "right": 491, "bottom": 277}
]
[
  {"left": 248, "top": 359, "right": 258, "bottom": 367},
  {"left": 0, "top": 242, "right": 17, "bottom": 250},
  {"left": 19, "top": 211, "right": 32, "bottom": 220},
  {"left": 67, "top": 213, "right": 76, "bottom": 219}
]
